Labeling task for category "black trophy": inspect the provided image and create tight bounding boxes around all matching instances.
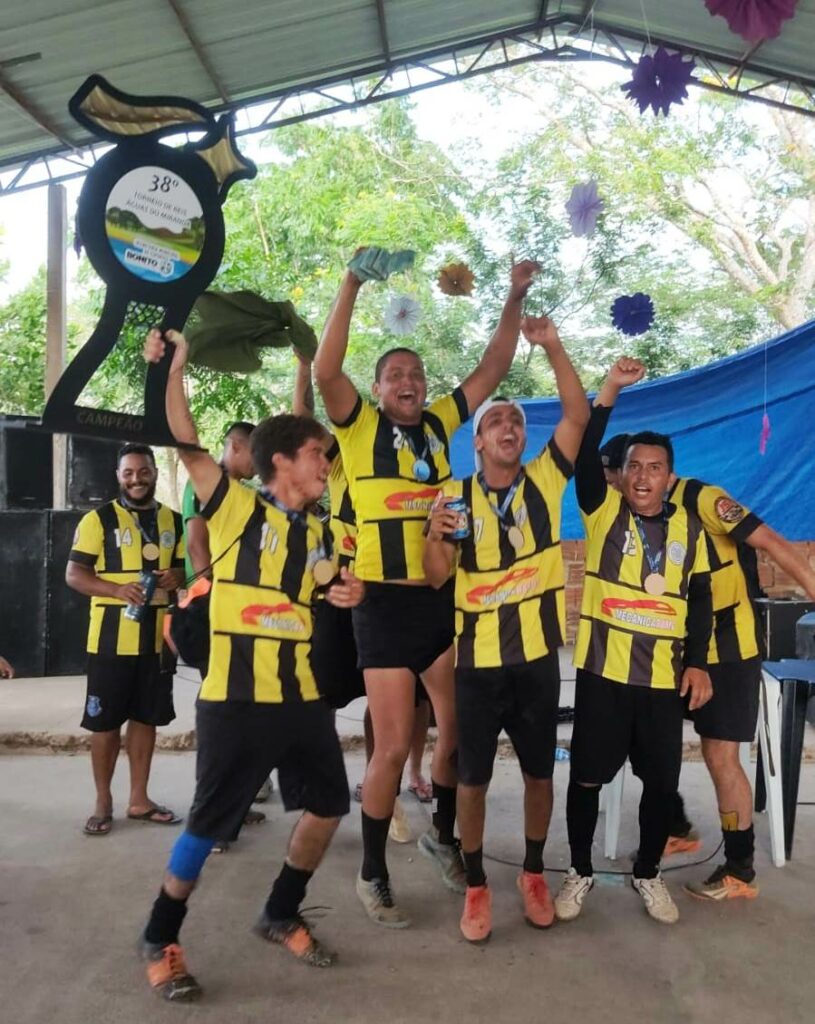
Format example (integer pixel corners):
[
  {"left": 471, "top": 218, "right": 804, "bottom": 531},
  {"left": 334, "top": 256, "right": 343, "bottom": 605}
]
[{"left": 41, "top": 75, "right": 256, "bottom": 446}]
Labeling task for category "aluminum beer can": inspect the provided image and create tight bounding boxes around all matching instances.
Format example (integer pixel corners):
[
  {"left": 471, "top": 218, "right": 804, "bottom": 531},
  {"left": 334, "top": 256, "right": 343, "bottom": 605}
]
[
  {"left": 445, "top": 496, "right": 470, "bottom": 540},
  {"left": 124, "top": 570, "right": 158, "bottom": 622}
]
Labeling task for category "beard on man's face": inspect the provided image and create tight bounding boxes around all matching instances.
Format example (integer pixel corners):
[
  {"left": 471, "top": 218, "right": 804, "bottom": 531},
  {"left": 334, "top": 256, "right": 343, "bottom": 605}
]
[{"left": 119, "top": 480, "right": 157, "bottom": 507}]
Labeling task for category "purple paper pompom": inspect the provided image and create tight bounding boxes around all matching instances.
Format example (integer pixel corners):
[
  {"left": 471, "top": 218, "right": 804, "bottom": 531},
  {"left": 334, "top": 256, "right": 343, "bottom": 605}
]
[
  {"left": 566, "top": 180, "right": 604, "bottom": 238},
  {"left": 621, "top": 47, "right": 696, "bottom": 116},
  {"left": 611, "top": 293, "right": 655, "bottom": 336},
  {"left": 704, "top": 0, "right": 796, "bottom": 43}
]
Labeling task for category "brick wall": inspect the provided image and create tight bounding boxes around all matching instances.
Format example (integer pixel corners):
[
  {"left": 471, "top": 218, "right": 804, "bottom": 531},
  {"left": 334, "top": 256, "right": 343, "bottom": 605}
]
[{"left": 561, "top": 540, "right": 815, "bottom": 644}]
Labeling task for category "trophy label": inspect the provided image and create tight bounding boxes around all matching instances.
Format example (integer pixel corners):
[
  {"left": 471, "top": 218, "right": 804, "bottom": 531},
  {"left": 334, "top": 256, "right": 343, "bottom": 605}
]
[{"left": 105, "top": 166, "right": 205, "bottom": 283}]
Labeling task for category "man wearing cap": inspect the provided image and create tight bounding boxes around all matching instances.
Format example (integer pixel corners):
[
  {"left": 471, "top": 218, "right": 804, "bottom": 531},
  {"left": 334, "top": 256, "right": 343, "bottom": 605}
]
[
  {"left": 315, "top": 254, "right": 540, "bottom": 927},
  {"left": 423, "top": 316, "right": 589, "bottom": 942}
]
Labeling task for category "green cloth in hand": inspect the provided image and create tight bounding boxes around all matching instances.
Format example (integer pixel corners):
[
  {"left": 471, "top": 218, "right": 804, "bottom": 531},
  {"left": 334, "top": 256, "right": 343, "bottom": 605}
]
[
  {"left": 348, "top": 247, "right": 415, "bottom": 283},
  {"left": 185, "top": 290, "right": 317, "bottom": 372}
]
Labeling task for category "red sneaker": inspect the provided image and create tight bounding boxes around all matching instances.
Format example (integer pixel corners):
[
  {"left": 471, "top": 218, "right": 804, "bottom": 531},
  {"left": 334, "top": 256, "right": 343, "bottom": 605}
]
[
  {"left": 460, "top": 884, "right": 491, "bottom": 943},
  {"left": 517, "top": 871, "right": 555, "bottom": 929}
]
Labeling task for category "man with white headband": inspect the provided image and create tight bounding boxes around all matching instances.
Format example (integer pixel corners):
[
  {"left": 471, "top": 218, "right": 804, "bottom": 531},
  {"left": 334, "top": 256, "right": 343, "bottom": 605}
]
[{"left": 424, "top": 316, "right": 589, "bottom": 943}]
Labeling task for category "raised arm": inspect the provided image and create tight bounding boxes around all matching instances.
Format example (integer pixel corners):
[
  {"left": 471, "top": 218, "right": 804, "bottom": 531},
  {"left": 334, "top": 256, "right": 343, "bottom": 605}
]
[
  {"left": 521, "top": 315, "right": 589, "bottom": 463},
  {"left": 292, "top": 351, "right": 334, "bottom": 452},
  {"left": 313, "top": 270, "right": 363, "bottom": 424},
  {"left": 575, "top": 357, "right": 646, "bottom": 514},
  {"left": 745, "top": 524, "right": 815, "bottom": 600},
  {"left": 143, "top": 329, "right": 222, "bottom": 507},
  {"left": 459, "top": 260, "right": 540, "bottom": 414}
]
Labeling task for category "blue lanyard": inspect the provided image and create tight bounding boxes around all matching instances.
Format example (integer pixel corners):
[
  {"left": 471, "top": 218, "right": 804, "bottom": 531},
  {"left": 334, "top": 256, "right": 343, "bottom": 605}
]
[
  {"left": 477, "top": 470, "right": 524, "bottom": 528},
  {"left": 633, "top": 510, "right": 666, "bottom": 575}
]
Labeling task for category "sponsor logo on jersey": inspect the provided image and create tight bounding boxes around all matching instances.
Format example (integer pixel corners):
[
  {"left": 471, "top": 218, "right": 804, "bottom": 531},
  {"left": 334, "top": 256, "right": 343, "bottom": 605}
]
[
  {"left": 240, "top": 603, "right": 307, "bottom": 633},
  {"left": 714, "top": 497, "right": 745, "bottom": 524},
  {"left": 466, "top": 567, "right": 540, "bottom": 607},
  {"left": 384, "top": 487, "right": 440, "bottom": 513},
  {"left": 600, "top": 597, "right": 677, "bottom": 631}
]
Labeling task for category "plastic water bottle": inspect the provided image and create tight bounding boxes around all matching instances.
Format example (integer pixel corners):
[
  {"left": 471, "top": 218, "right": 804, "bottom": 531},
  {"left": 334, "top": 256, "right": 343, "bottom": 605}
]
[
  {"left": 124, "top": 571, "right": 158, "bottom": 622},
  {"left": 554, "top": 746, "right": 570, "bottom": 762}
]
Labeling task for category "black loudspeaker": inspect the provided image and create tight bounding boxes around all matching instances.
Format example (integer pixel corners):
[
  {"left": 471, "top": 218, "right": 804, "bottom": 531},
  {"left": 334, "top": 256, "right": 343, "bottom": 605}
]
[
  {"left": 67, "top": 435, "right": 119, "bottom": 509},
  {"left": 756, "top": 598, "right": 815, "bottom": 659},
  {"left": 45, "top": 510, "right": 88, "bottom": 675},
  {"left": 0, "top": 416, "right": 53, "bottom": 510},
  {"left": 0, "top": 510, "right": 48, "bottom": 677}
]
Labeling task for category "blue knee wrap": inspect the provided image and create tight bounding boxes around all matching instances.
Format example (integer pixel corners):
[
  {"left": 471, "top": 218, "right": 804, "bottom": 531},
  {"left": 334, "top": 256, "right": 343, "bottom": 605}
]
[{"left": 168, "top": 832, "right": 215, "bottom": 882}]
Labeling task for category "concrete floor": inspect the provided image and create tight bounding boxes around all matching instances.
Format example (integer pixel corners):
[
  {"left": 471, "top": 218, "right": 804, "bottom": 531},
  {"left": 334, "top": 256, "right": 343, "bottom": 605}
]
[{"left": 1, "top": 748, "right": 814, "bottom": 1024}]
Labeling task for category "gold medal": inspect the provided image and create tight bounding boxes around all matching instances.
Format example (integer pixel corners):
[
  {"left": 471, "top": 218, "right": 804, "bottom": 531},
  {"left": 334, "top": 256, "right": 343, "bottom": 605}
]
[
  {"left": 507, "top": 525, "right": 524, "bottom": 551},
  {"left": 643, "top": 573, "right": 666, "bottom": 596},
  {"left": 142, "top": 542, "right": 160, "bottom": 561},
  {"left": 312, "top": 559, "right": 336, "bottom": 586}
]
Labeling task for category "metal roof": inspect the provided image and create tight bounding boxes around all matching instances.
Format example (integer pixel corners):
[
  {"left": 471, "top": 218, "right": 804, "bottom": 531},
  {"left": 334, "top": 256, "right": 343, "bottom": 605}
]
[{"left": 2, "top": 1, "right": 815, "bottom": 193}]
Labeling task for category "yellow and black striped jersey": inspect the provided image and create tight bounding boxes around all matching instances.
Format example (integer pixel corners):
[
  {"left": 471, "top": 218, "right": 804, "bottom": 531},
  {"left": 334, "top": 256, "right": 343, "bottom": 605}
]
[
  {"left": 199, "top": 474, "right": 332, "bottom": 703},
  {"left": 332, "top": 389, "right": 469, "bottom": 581},
  {"left": 69, "top": 501, "right": 184, "bottom": 656},
  {"left": 574, "top": 489, "right": 710, "bottom": 689},
  {"left": 326, "top": 438, "right": 357, "bottom": 571},
  {"left": 671, "top": 478, "right": 764, "bottom": 664},
  {"left": 442, "top": 440, "right": 572, "bottom": 669}
]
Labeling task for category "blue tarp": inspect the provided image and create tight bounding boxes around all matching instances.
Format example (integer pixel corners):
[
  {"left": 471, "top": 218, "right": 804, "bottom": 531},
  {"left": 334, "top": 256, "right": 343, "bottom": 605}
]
[{"left": 450, "top": 319, "right": 815, "bottom": 540}]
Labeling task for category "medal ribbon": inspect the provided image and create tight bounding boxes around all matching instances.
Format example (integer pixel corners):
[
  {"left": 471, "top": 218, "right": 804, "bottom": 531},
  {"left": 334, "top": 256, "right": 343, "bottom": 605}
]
[
  {"left": 632, "top": 509, "right": 666, "bottom": 577},
  {"left": 120, "top": 498, "right": 159, "bottom": 555},
  {"left": 260, "top": 489, "right": 332, "bottom": 561},
  {"left": 398, "top": 426, "right": 430, "bottom": 477},
  {"left": 477, "top": 470, "right": 525, "bottom": 534}
]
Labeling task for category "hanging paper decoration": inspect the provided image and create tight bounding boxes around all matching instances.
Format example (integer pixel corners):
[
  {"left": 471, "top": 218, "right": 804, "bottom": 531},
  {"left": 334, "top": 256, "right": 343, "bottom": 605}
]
[
  {"left": 611, "top": 293, "right": 655, "bottom": 336},
  {"left": 565, "top": 180, "right": 604, "bottom": 237},
  {"left": 384, "top": 294, "right": 422, "bottom": 336},
  {"left": 704, "top": 0, "right": 796, "bottom": 43},
  {"left": 621, "top": 47, "right": 696, "bottom": 116},
  {"left": 759, "top": 412, "right": 771, "bottom": 455},
  {"left": 437, "top": 262, "right": 475, "bottom": 296}
]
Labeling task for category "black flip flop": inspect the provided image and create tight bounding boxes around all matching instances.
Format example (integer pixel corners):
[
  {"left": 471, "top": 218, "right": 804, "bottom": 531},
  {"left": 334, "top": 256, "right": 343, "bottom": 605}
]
[
  {"left": 84, "top": 814, "right": 113, "bottom": 836},
  {"left": 127, "top": 805, "right": 182, "bottom": 825}
]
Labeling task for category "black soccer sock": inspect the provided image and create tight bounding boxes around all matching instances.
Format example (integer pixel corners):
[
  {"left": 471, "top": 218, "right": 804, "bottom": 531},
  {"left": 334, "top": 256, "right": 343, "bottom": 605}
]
[
  {"left": 144, "top": 887, "right": 189, "bottom": 946},
  {"left": 432, "top": 780, "right": 457, "bottom": 845},
  {"left": 462, "top": 846, "right": 486, "bottom": 888},
  {"left": 722, "top": 820, "right": 755, "bottom": 881},
  {"left": 668, "top": 792, "right": 693, "bottom": 838},
  {"left": 264, "top": 862, "right": 314, "bottom": 921},
  {"left": 523, "top": 837, "right": 546, "bottom": 874},
  {"left": 566, "top": 781, "right": 600, "bottom": 878},
  {"left": 361, "top": 810, "right": 391, "bottom": 881},
  {"left": 634, "top": 787, "right": 672, "bottom": 880}
]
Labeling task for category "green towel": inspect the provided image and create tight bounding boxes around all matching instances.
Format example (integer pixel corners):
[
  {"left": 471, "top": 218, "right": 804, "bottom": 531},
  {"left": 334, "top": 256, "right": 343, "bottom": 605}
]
[
  {"left": 348, "top": 247, "right": 415, "bottom": 283},
  {"left": 185, "top": 290, "right": 317, "bottom": 372}
]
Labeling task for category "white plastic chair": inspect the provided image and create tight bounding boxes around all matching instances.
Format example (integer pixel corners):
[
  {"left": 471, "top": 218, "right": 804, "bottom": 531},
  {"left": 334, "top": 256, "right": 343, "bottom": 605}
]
[{"left": 599, "top": 671, "right": 785, "bottom": 866}]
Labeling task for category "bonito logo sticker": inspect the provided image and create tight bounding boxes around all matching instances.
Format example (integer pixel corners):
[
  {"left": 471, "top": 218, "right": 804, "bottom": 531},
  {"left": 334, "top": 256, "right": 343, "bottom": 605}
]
[
  {"left": 384, "top": 488, "right": 439, "bottom": 513},
  {"left": 241, "top": 602, "right": 307, "bottom": 634},
  {"left": 600, "top": 597, "right": 677, "bottom": 631},
  {"left": 466, "top": 567, "right": 539, "bottom": 607}
]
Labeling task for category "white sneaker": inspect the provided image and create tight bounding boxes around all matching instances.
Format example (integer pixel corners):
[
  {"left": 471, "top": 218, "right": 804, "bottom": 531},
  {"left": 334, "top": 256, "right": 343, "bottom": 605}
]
[
  {"left": 554, "top": 868, "right": 594, "bottom": 922},
  {"left": 631, "top": 872, "right": 679, "bottom": 924},
  {"left": 355, "top": 873, "right": 411, "bottom": 929},
  {"left": 388, "top": 797, "right": 412, "bottom": 844},
  {"left": 417, "top": 828, "right": 467, "bottom": 894}
]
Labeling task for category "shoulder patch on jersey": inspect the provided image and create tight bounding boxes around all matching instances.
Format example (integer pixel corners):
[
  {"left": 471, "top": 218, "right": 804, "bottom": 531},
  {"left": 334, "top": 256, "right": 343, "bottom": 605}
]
[{"left": 714, "top": 496, "right": 745, "bottom": 524}]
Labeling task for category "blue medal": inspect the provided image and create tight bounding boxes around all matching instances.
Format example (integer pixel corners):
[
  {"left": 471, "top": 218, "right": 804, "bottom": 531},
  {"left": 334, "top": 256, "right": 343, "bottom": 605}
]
[{"left": 412, "top": 458, "right": 431, "bottom": 482}]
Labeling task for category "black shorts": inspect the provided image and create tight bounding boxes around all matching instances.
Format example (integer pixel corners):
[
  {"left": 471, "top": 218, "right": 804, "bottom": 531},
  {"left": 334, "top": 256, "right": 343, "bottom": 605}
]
[
  {"left": 81, "top": 653, "right": 175, "bottom": 732},
  {"left": 187, "top": 699, "right": 350, "bottom": 841},
  {"left": 691, "top": 657, "right": 761, "bottom": 742},
  {"left": 456, "top": 653, "right": 561, "bottom": 786},
  {"left": 352, "top": 580, "right": 455, "bottom": 674},
  {"left": 311, "top": 600, "right": 366, "bottom": 710},
  {"left": 569, "top": 670, "right": 684, "bottom": 790}
]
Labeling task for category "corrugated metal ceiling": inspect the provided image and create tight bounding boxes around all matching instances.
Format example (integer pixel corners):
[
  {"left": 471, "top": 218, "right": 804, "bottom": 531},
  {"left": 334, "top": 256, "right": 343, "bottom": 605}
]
[{"left": 1, "top": 1, "right": 813, "bottom": 176}]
